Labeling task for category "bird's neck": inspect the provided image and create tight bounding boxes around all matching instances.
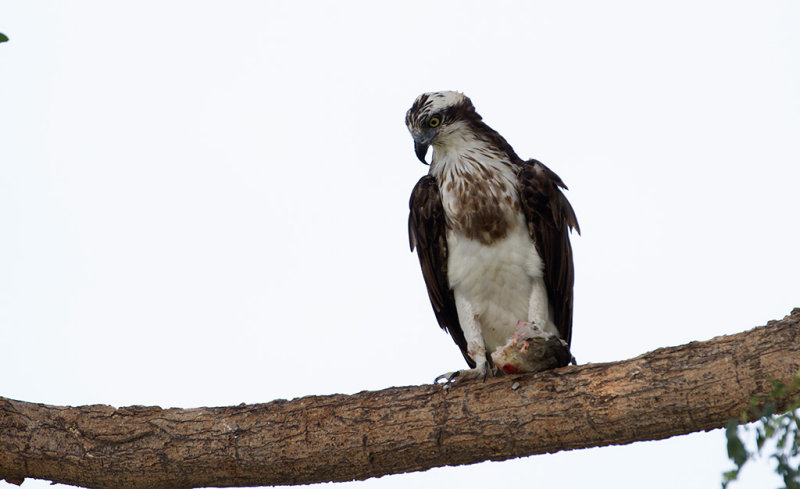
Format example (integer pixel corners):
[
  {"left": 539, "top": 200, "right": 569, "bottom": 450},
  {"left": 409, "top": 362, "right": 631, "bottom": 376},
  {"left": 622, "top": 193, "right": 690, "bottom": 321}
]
[
  {"left": 429, "top": 129, "right": 515, "bottom": 183},
  {"left": 429, "top": 128, "right": 522, "bottom": 244}
]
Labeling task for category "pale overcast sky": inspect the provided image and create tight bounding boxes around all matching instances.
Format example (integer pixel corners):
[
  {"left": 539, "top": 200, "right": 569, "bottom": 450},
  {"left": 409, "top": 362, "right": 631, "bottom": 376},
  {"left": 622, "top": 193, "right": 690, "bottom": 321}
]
[{"left": 1, "top": 2, "right": 799, "bottom": 488}]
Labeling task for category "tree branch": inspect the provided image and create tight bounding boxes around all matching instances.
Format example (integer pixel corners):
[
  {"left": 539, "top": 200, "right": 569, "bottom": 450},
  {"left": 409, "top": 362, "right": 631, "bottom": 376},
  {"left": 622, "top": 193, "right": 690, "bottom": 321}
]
[{"left": 2, "top": 309, "right": 799, "bottom": 489}]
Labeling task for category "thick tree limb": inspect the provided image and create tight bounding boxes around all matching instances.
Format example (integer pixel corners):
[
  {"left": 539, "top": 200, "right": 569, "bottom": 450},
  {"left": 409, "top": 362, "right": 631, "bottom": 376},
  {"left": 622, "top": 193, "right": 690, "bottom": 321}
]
[{"left": 2, "top": 309, "right": 800, "bottom": 489}]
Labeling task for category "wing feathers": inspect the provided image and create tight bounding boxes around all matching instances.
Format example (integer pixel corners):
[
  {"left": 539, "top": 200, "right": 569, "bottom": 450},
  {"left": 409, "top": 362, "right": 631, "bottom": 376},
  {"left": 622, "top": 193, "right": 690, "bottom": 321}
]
[
  {"left": 409, "top": 176, "right": 475, "bottom": 368},
  {"left": 517, "top": 159, "right": 580, "bottom": 347}
]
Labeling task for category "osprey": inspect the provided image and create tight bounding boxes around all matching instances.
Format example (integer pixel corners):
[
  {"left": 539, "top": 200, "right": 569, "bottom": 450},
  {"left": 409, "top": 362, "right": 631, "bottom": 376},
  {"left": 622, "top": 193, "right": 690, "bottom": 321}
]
[{"left": 406, "top": 91, "right": 579, "bottom": 382}]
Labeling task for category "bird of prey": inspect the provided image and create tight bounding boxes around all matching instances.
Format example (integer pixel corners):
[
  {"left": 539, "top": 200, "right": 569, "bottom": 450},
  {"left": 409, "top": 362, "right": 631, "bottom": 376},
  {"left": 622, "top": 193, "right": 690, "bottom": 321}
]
[{"left": 406, "top": 91, "right": 580, "bottom": 382}]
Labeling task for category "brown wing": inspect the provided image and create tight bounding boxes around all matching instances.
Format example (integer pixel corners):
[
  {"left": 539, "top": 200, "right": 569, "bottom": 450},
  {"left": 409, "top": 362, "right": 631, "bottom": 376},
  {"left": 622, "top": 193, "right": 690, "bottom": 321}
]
[
  {"left": 517, "top": 159, "right": 580, "bottom": 347},
  {"left": 408, "top": 175, "right": 474, "bottom": 368}
]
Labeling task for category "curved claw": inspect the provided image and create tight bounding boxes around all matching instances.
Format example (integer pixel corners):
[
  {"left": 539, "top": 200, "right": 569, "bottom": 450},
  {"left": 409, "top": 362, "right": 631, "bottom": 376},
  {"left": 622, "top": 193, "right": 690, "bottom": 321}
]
[
  {"left": 434, "top": 362, "right": 499, "bottom": 386},
  {"left": 434, "top": 371, "right": 460, "bottom": 384}
]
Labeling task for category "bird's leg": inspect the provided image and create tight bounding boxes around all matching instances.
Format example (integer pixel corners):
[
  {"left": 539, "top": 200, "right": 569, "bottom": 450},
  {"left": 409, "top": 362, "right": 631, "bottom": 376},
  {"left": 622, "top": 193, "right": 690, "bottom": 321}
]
[
  {"left": 527, "top": 278, "right": 558, "bottom": 336},
  {"left": 461, "top": 343, "right": 496, "bottom": 379},
  {"left": 434, "top": 294, "right": 498, "bottom": 384}
]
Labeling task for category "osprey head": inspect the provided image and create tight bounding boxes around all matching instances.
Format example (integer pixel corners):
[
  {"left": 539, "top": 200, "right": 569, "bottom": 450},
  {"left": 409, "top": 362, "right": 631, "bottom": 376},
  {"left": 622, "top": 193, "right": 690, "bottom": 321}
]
[{"left": 405, "top": 91, "right": 478, "bottom": 165}]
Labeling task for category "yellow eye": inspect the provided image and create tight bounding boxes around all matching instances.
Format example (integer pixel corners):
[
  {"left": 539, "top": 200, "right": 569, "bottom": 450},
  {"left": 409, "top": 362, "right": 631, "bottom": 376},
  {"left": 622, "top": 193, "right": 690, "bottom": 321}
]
[{"left": 428, "top": 117, "right": 441, "bottom": 128}]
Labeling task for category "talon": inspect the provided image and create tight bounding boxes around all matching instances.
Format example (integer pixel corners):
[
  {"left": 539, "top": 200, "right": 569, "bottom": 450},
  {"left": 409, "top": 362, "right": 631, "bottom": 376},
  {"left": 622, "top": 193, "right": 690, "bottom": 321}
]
[
  {"left": 481, "top": 362, "right": 500, "bottom": 381},
  {"left": 434, "top": 371, "right": 460, "bottom": 384}
]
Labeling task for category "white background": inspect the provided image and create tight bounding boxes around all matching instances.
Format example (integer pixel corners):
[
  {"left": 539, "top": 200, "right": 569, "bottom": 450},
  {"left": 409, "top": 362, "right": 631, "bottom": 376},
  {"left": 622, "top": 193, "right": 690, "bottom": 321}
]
[{"left": 1, "top": 2, "right": 799, "bottom": 488}]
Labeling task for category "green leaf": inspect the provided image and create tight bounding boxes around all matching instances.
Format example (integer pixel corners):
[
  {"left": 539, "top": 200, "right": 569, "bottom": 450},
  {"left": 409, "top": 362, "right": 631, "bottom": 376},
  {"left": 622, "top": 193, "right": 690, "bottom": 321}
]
[
  {"left": 765, "top": 420, "right": 777, "bottom": 439},
  {"left": 724, "top": 374, "right": 800, "bottom": 486},
  {"left": 721, "top": 469, "right": 740, "bottom": 489},
  {"left": 764, "top": 403, "right": 778, "bottom": 419},
  {"left": 757, "top": 430, "right": 766, "bottom": 450},
  {"left": 0, "top": 33, "right": 8, "bottom": 43},
  {"left": 778, "top": 427, "right": 790, "bottom": 451},
  {"left": 785, "top": 469, "right": 800, "bottom": 489},
  {"left": 726, "top": 420, "right": 749, "bottom": 468},
  {"left": 770, "top": 378, "right": 787, "bottom": 396}
]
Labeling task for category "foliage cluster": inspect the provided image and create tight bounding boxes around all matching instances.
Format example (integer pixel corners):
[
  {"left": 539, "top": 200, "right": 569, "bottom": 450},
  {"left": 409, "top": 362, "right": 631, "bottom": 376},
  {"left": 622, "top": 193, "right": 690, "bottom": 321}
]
[{"left": 723, "top": 371, "right": 800, "bottom": 489}]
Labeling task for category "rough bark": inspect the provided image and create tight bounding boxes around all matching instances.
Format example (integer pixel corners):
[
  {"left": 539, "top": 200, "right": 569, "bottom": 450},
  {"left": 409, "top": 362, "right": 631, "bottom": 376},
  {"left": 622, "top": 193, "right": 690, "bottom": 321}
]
[{"left": 2, "top": 309, "right": 799, "bottom": 489}]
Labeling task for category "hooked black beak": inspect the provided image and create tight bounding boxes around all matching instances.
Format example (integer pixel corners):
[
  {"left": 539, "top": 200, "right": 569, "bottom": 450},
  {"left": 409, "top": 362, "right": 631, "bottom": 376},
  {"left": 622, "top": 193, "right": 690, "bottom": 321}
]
[{"left": 414, "top": 141, "right": 430, "bottom": 165}]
